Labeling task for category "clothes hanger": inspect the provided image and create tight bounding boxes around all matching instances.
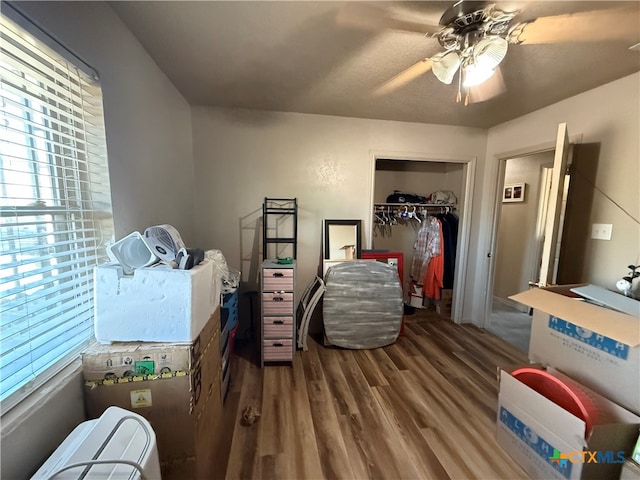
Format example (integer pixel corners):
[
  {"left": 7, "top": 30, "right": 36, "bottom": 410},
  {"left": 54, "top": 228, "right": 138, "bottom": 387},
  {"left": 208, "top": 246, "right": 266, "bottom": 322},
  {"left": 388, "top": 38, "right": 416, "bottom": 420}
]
[
  {"left": 383, "top": 207, "right": 391, "bottom": 225},
  {"left": 410, "top": 206, "right": 421, "bottom": 223},
  {"left": 390, "top": 207, "right": 398, "bottom": 225}
]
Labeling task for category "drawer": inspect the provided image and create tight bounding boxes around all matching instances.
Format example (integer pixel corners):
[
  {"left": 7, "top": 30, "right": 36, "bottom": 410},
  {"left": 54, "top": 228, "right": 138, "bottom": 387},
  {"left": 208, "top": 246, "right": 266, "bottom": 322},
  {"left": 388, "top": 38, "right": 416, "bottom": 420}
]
[
  {"left": 263, "top": 268, "right": 294, "bottom": 291},
  {"left": 262, "top": 292, "right": 294, "bottom": 315},
  {"left": 263, "top": 338, "right": 294, "bottom": 361},
  {"left": 263, "top": 316, "right": 294, "bottom": 337}
]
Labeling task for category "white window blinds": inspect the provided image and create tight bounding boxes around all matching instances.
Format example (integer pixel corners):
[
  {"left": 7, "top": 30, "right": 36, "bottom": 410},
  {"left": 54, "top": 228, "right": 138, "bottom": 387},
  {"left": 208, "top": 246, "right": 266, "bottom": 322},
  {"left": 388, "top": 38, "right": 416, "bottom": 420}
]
[{"left": 0, "top": 9, "right": 114, "bottom": 409}]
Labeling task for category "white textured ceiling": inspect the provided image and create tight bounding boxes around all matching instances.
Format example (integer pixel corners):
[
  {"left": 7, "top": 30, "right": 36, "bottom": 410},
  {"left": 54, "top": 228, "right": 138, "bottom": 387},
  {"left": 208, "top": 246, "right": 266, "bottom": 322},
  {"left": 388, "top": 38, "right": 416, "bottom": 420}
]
[{"left": 110, "top": 1, "right": 640, "bottom": 128}]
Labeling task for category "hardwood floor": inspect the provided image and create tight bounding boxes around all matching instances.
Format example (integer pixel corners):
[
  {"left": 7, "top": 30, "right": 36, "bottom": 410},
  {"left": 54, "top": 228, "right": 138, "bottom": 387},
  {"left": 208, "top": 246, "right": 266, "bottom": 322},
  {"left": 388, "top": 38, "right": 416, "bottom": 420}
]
[{"left": 214, "top": 310, "right": 530, "bottom": 480}]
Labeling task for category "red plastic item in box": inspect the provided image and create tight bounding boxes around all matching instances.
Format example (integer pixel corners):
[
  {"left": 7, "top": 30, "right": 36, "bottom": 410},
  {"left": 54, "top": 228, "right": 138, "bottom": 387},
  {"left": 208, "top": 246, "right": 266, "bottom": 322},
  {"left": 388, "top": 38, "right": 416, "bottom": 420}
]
[{"left": 512, "top": 367, "right": 600, "bottom": 438}]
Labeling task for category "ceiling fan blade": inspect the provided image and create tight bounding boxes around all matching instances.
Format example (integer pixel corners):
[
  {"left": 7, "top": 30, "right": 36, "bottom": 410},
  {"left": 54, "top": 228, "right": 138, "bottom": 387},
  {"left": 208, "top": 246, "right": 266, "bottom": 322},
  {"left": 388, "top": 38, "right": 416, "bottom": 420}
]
[
  {"left": 372, "top": 58, "right": 433, "bottom": 96},
  {"left": 514, "top": 5, "right": 640, "bottom": 45},
  {"left": 335, "top": 4, "right": 441, "bottom": 36},
  {"left": 467, "top": 67, "right": 506, "bottom": 104}
]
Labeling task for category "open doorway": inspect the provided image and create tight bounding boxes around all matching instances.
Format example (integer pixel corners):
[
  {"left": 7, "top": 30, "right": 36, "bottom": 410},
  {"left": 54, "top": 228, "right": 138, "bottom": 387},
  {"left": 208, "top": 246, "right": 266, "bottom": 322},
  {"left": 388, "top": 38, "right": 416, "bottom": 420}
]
[
  {"left": 487, "top": 151, "right": 556, "bottom": 352},
  {"left": 485, "top": 124, "right": 596, "bottom": 352}
]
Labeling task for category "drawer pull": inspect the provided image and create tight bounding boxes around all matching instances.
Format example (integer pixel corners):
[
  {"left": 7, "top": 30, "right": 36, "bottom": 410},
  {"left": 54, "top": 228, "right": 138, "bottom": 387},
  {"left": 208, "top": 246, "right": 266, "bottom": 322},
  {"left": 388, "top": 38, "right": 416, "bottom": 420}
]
[
  {"left": 272, "top": 272, "right": 284, "bottom": 278},
  {"left": 273, "top": 342, "right": 284, "bottom": 347},
  {"left": 272, "top": 297, "right": 284, "bottom": 302},
  {"left": 273, "top": 319, "right": 284, "bottom": 325}
]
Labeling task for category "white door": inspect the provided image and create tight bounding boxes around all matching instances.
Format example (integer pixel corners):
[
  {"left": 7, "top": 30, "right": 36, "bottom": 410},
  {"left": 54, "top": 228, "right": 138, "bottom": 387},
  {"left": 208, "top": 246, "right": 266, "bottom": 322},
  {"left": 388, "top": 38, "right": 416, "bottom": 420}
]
[{"left": 536, "top": 123, "right": 571, "bottom": 287}]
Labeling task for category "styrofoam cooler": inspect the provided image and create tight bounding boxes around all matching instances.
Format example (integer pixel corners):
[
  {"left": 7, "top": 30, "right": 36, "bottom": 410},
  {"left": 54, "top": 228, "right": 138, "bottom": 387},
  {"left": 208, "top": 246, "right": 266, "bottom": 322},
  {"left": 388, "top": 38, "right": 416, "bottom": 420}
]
[
  {"left": 31, "top": 406, "right": 161, "bottom": 480},
  {"left": 94, "top": 259, "right": 219, "bottom": 343}
]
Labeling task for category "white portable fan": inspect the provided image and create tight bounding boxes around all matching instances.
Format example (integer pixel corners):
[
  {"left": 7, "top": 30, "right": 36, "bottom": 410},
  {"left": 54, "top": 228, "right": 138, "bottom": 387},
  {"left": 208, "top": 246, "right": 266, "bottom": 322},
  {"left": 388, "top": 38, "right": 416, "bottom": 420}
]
[{"left": 143, "top": 224, "right": 186, "bottom": 264}]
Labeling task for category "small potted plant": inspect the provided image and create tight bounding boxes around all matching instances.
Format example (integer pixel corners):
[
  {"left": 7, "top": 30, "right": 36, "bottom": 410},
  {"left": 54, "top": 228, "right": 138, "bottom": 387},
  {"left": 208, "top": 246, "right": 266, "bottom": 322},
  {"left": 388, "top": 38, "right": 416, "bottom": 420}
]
[{"left": 616, "top": 264, "right": 640, "bottom": 298}]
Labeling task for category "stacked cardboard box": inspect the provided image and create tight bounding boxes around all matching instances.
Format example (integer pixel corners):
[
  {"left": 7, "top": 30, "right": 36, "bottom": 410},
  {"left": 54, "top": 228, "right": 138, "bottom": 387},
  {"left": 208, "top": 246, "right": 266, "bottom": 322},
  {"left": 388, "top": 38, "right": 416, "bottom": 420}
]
[
  {"left": 83, "top": 307, "right": 222, "bottom": 478},
  {"left": 496, "top": 285, "right": 640, "bottom": 479}
]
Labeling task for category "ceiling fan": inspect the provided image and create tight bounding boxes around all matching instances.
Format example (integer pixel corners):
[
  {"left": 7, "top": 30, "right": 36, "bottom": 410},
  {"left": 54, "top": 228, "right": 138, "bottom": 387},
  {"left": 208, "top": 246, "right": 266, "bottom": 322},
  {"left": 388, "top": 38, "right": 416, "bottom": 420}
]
[{"left": 338, "top": 1, "right": 640, "bottom": 105}]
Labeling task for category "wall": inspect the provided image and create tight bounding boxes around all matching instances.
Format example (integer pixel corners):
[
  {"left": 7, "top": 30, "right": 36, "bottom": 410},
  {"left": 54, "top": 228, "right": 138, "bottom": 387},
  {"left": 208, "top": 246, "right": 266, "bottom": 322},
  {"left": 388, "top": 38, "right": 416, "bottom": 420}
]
[
  {"left": 373, "top": 160, "right": 463, "bottom": 204},
  {"left": 1, "top": 362, "right": 85, "bottom": 480},
  {"left": 476, "top": 73, "right": 640, "bottom": 322},
  {"left": 191, "top": 107, "right": 486, "bottom": 332},
  {"left": 1, "top": 3, "right": 195, "bottom": 478},
  {"left": 556, "top": 143, "right": 602, "bottom": 284}
]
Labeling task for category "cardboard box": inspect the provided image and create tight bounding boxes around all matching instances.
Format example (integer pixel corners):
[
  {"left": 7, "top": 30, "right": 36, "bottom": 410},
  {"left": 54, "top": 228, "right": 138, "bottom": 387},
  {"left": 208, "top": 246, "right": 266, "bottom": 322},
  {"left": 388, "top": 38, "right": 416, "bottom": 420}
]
[
  {"left": 510, "top": 285, "right": 640, "bottom": 415},
  {"left": 439, "top": 289, "right": 453, "bottom": 319},
  {"left": 83, "top": 308, "right": 222, "bottom": 477},
  {"left": 497, "top": 366, "right": 640, "bottom": 480},
  {"left": 83, "top": 307, "right": 220, "bottom": 380},
  {"left": 94, "top": 260, "right": 220, "bottom": 343}
]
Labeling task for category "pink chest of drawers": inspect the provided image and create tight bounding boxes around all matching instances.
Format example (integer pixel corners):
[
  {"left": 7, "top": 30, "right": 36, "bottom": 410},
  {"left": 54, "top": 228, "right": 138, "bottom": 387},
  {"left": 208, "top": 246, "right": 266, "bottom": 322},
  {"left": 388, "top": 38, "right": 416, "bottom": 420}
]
[{"left": 260, "top": 260, "right": 296, "bottom": 367}]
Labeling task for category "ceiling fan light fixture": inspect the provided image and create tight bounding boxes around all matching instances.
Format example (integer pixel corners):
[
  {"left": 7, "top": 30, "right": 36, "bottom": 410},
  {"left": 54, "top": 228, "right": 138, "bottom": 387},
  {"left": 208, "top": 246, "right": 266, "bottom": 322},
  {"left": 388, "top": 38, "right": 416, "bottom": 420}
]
[
  {"left": 474, "top": 36, "right": 508, "bottom": 71},
  {"left": 463, "top": 61, "right": 495, "bottom": 87},
  {"left": 432, "top": 51, "right": 461, "bottom": 85}
]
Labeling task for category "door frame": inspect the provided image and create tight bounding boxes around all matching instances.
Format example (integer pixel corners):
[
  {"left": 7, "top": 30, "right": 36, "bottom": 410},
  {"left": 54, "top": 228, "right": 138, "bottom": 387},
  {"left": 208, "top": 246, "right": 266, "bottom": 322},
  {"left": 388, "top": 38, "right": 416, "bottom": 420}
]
[
  {"left": 482, "top": 128, "right": 582, "bottom": 328},
  {"left": 368, "top": 150, "right": 476, "bottom": 324}
]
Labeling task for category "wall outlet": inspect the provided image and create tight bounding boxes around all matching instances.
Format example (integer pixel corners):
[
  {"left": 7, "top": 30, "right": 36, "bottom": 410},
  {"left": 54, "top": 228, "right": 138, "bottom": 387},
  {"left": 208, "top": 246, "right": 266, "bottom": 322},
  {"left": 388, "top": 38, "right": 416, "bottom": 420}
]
[{"left": 591, "top": 223, "right": 613, "bottom": 240}]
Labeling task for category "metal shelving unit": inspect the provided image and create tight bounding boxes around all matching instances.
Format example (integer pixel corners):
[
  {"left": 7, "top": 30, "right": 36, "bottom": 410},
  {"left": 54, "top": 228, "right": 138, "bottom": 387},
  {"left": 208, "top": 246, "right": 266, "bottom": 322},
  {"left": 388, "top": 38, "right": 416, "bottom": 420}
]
[{"left": 262, "top": 197, "right": 298, "bottom": 260}]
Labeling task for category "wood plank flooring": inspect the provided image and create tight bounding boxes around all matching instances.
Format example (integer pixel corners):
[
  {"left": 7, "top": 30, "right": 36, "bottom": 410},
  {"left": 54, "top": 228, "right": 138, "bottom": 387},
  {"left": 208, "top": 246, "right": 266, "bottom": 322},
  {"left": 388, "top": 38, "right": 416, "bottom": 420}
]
[{"left": 214, "top": 310, "right": 530, "bottom": 480}]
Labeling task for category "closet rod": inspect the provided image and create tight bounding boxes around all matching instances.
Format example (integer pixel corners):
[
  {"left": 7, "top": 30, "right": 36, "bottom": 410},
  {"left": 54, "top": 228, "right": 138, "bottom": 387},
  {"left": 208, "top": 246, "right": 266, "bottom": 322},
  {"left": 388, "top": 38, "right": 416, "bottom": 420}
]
[{"left": 373, "top": 203, "right": 456, "bottom": 208}]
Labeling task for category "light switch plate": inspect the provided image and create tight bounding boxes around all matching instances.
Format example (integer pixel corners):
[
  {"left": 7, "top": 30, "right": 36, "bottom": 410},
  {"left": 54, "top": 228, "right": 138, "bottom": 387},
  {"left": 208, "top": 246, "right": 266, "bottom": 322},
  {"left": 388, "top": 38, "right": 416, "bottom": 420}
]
[{"left": 591, "top": 223, "right": 613, "bottom": 240}]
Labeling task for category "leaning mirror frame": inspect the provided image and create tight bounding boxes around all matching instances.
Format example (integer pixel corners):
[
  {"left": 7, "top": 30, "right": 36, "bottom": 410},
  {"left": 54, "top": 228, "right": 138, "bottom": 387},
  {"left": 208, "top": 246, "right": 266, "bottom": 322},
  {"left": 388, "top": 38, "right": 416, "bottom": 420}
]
[{"left": 323, "top": 219, "right": 362, "bottom": 260}]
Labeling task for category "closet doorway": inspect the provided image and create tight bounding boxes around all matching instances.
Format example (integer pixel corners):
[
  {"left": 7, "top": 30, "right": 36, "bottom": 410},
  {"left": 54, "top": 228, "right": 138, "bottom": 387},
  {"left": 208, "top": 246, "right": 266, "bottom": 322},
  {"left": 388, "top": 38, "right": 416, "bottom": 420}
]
[{"left": 368, "top": 153, "right": 475, "bottom": 324}]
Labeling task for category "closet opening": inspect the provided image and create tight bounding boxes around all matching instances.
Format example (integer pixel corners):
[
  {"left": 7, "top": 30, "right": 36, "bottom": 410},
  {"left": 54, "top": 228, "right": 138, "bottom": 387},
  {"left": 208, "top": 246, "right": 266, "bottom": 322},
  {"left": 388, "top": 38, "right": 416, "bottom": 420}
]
[{"left": 368, "top": 154, "right": 475, "bottom": 324}]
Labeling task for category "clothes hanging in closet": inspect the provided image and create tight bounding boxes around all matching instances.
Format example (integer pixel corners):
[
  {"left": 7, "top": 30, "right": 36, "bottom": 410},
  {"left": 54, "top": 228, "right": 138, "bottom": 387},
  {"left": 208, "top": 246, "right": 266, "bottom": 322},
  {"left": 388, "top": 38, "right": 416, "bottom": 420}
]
[
  {"left": 423, "top": 218, "right": 444, "bottom": 300},
  {"left": 436, "top": 212, "right": 459, "bottom": 289},
  {"left": 410, "top": 216, "right": 440, "bottom": 284}
]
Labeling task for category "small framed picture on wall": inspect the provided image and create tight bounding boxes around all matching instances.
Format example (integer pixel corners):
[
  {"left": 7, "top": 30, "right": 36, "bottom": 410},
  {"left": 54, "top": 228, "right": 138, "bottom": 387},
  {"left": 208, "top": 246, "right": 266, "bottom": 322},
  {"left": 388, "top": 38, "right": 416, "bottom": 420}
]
[{"left": 503, "top": 183, "right": 525, "bottom": 203}]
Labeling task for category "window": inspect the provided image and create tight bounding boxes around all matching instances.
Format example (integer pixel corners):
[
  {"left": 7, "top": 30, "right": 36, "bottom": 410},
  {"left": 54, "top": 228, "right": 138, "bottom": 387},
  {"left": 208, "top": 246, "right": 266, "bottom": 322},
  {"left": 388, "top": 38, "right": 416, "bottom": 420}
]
[{"left": 0, "top": 7, "right": 114, "bottom": 410}]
